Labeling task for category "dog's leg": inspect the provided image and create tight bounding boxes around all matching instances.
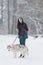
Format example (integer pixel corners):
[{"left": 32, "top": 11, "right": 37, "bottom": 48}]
[
  {"left": 13, "top": 52, "right": 17, "bottom": 58},
  {"left": 19, "top": 53, "right": 25, "bottom": 58},
  {"left": 22, "top": 55, "right": 24, "bottom": 58},
  {"left": 20, "top": 54, "right": 22, "bottom": 57}
]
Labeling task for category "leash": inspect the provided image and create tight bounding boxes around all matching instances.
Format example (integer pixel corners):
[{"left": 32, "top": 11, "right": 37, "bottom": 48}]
[{"left": 13, "top": 35, "right": 18, "bottom": 43}]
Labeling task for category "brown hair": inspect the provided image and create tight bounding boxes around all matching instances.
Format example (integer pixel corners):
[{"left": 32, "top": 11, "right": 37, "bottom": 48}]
[{"left": 18, "top": 17, "right": 24, "bottom": 23}]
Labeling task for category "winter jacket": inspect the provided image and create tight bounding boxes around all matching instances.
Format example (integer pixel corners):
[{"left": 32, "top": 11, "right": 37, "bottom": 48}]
[{"left": 17, "top": 22, "right": 28, "bottom": 39}]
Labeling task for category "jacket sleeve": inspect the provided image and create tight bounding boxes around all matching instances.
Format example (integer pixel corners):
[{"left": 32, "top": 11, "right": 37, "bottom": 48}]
[{"left": 25, "top": 23, "right": 28, "bottom": 31}]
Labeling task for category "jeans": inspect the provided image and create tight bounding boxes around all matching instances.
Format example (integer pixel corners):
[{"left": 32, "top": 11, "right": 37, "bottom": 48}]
[{"left": 19, "top": 36, "right": 25, "bottom": 46}]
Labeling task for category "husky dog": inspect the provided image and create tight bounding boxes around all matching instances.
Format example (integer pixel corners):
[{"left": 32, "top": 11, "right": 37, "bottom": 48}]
[{"left": 7, "top": 44, "right": 28, "bottom": 58}]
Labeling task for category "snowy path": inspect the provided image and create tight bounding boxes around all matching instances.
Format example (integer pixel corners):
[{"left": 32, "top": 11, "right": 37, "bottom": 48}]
[{"left": 0, "top": 35, "right": 43, "bottom": 65}]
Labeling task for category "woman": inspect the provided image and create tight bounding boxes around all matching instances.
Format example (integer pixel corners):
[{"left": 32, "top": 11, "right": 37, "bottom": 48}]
[{"left": 17, "top": 17, "right": 28, "bottom": 46}]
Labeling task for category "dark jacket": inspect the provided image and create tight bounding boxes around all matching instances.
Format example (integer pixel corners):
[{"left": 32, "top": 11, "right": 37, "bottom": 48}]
[{"left": 17, "top": 22, "right": 28, "bottom": 39}]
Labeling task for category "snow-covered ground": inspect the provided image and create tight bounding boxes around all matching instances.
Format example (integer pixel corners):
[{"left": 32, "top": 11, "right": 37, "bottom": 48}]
[{"left": 0, "top": 35, "right": 43, "bottom": 65}]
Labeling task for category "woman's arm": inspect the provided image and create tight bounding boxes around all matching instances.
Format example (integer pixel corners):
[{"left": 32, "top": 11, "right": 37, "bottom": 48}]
[{"left": 25, "top": 23, "right": 28, "bottom": 31}]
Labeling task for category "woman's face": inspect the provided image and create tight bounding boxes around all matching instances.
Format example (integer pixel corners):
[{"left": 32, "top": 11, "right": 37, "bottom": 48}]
[{"left": 19, "top": 18, "right": 23, "bottom": 23}]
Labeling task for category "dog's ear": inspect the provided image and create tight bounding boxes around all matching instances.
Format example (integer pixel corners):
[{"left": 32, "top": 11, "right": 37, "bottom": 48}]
[
  {"left": 7, "top": 45, "right": 11, "bottom": 51},
  {"left": 7, "top": 45, "right": 11, "bottom": 49}
]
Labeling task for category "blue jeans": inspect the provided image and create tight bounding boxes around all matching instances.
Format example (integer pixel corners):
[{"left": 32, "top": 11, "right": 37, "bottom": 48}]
[{"left": 19, "top": 36, "right": 25, "bottom": 46}]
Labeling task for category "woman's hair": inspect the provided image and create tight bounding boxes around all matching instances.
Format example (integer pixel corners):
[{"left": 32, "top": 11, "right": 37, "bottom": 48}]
[
  {"left": 18, "top": 17, "right": 24, "bottom": 23},
  {"left": 17, "top": 17, "right": 24, "bottom": 28}
]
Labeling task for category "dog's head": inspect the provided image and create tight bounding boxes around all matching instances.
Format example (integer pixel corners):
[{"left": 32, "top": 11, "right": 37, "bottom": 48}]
[{"left": 7, "top": 45, "right": 11, "bottom": 51}]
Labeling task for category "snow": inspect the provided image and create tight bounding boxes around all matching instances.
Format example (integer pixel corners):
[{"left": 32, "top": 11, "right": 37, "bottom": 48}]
[{"left": 0, "top": 35, "right": 43, "bottom": 65}]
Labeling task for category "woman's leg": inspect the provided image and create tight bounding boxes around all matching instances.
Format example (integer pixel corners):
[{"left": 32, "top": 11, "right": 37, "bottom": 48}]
[
  {"left": 19, "top": 36, "right": 25, "bottom": 46},
  {"left": 19, "top": 36, "right": 23, "bottom": 45},
  {"left": 23, "top": 38, "right": 25, "bottom": 46}
]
